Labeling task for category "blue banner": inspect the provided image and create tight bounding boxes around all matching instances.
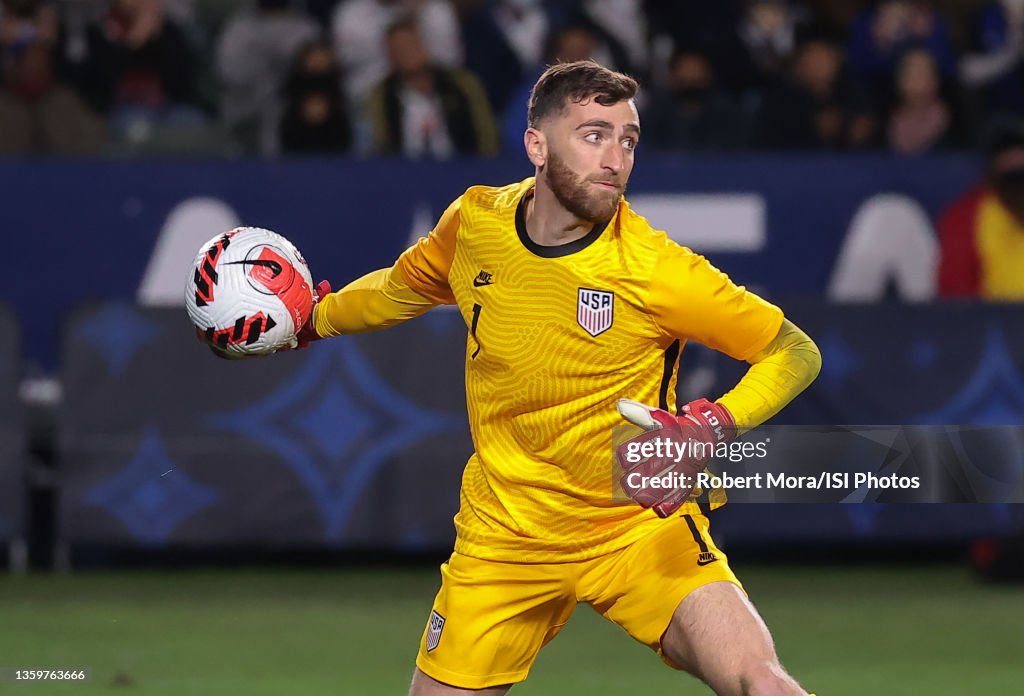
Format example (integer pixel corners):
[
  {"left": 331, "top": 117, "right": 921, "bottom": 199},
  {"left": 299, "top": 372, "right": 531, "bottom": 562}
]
[
  {"left": 58, "top": 302, "right": 1024, "bottom": 550},
  {"left": 0, "top": 304, "right": 23, "bottom": 547},
  {"left": 0, "top": 154, "right": 980, "bottom": 371}
]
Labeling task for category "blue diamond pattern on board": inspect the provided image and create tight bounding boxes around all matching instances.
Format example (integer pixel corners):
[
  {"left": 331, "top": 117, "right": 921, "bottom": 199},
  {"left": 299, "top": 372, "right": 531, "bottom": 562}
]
[
  {"left": 846, "top": 505, "right": 884, "bottom": 535},
  {"left": 915, "top": 326, "right": 1024, "bottom": 424},
  {"left": 401, "top": 527, "right": 428, "bottom": 550},
  {"left": 78, "top": 303, "right": 160, "bottom": 375},
  {"left": 295, "top": 381, "right": 374, "bottom": 461},
  {"left": 819, "top": 329, "right": 857, "bottom": 388},
  {"left": 133, "top": 479, "right": 169, "bottom": 514},
  {"left": 83, "top": 428, "right": 219, "bottom": 545},
  {"left": 910, "top": 340, "right": 937, "bottom": 369},
  {"left": 209, "top": 340, "right": 464, "bottom": 541}
]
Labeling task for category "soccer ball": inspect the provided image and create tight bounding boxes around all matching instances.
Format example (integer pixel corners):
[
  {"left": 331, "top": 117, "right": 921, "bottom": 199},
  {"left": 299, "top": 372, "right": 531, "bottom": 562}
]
[{"left": 185, "top": 227, "right": 315, "bottom": 358}]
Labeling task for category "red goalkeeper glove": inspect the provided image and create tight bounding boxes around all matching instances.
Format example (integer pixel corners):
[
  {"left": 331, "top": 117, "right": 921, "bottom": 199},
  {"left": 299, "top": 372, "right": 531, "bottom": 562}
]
[
  {"left": 200, "top": 280, "right": 332, "bottom": 358},
  {"left": 291, "top": 280, "right": 332, "bottom": 350},
  {"left": 615, "top": 398, "right": 736, "bottom": 518}
]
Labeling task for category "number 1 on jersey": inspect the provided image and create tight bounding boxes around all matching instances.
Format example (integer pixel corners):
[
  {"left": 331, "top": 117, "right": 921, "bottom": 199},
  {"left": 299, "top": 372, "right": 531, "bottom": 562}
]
[{"left": 470, "top": 303, "right": 482, "bottom": 359}]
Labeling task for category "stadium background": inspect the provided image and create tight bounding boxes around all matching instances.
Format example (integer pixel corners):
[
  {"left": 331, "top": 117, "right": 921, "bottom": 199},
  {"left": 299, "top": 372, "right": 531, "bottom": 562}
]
[{"left": 2, "top": 0, "right": 1024, "bottom": 693}]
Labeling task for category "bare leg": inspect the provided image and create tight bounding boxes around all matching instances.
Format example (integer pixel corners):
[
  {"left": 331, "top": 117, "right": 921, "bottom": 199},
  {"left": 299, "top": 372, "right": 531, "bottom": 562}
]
[{"left": 661, "top": 581, "right": 809, "bottom": 696}]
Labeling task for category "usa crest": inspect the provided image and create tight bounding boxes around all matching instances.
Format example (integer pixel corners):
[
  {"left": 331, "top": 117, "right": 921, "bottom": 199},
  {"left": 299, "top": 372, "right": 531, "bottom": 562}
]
[
  {"left": 577, "top": 288, "right": 614, "bottom": 337},
  {"left": 426, "top": 610, "right": 445, "bottom": 652}
]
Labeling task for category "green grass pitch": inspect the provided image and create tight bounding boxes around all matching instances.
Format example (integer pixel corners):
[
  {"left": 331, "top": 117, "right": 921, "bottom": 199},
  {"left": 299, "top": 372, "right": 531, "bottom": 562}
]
[{"left": 0, "top": 564, "right": 1021, "bottom": 694}]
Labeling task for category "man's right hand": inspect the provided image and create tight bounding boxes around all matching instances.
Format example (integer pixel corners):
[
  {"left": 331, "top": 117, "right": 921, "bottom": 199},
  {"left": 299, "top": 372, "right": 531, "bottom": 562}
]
[{"left": 291, "top": 280, "right": 332, "bottom": 350}]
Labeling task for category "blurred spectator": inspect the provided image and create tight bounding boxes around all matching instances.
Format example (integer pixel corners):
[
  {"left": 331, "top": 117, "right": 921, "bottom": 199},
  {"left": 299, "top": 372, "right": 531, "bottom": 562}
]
[
  {"left": 937, "top": 122, "right": 1024, "bottom": 300},
  {"left": 500, "top": 24, "right": 597, "bottom": 153},
  {"left": 756, "top": 27, "right": 875, "bottom": 150},
  {"left": 367, "top": 18, "right": 497, "bottom": 158},
  {"left": 0, "top": 0, "right": 57, "bottom": 73},
  {"left": 216, "top": 0, "right": 319, "bottom": 155},
  {"left": 847, "top": 1, "right": 956, "bottom": 81},
  {"left": 0, "top": 0, "right": 104, "bottom": 153},
  {"left": 331, "top": 0, "right": 461, "bottom": 108},
  {"left": 731, "top": 0, "right": 807, "bottom": 90},
  {"left": 153, "top": 0, "right": 194, "bottom": 25},
  {"left": 461, "top": 0, "right": 551, "bottom": 116},
  {"left": 645, "top": 1, "right": 738, "bottom": 55},
  {"left": 279, "top": 38, "right": 352, "bottom": 154},
  {"left": 646, "top": 1, "right": 810, "bottom": 96},
  {"left": 0, "top": 41, "right": 104, "bottom": 152},
  {"left": 71, "top": 0, "right": 204, "bottom": 141},
  {"left": 885, "top": 46, "right": 968, "bottom": 154},
  {"left": 961, "top": 0, "right": 1024, "bottom": 122},
  {"left": 644, "top": 47, "right": 748, "bottom": 152},
  {"left": 571, "top": 0, "right": 649, "bottom": 78}
]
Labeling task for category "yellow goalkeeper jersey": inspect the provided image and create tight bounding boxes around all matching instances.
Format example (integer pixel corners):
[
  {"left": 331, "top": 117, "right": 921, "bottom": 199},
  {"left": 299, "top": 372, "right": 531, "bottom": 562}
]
[{"left": 394, "top": 178, "right": 782, "bottom": 562}]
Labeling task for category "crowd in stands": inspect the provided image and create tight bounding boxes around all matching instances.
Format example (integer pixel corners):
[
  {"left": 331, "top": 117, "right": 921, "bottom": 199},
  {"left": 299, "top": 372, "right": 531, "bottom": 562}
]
[{"left": 1, "top": 0, "right": 1023, "bottom": 157}]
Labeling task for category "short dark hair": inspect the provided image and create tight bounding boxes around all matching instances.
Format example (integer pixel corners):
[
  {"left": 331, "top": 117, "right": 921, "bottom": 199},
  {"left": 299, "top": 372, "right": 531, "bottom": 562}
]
[{"left": 527, "top": 60, "right": 638, "bottom": 128}]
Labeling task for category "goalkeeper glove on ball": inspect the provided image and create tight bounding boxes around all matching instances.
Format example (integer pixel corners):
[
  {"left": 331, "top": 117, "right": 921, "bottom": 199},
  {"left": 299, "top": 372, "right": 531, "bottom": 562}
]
[{"left": 291, "top": 280, "right": 332, "bottom": 350}]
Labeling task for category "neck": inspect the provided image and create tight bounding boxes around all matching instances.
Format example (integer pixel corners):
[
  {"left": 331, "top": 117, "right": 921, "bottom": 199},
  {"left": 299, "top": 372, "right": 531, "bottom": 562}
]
[{"left": 524, "top": 181, "right": 595, "bottom": 247}]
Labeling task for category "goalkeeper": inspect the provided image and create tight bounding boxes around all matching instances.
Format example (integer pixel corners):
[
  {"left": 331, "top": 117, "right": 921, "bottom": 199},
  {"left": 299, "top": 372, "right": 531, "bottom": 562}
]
[{"left": 307, "top": 61, "right": 821, "bottom": 696}]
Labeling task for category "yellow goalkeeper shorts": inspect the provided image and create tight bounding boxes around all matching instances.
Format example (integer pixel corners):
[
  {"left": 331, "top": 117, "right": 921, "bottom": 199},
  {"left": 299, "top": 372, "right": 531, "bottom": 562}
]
[{"left": 415, "top": 513, "right": 740, "bottom": 689}]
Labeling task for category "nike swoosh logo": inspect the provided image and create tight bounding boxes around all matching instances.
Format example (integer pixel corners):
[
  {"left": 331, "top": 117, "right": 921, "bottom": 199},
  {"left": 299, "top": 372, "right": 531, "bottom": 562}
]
[
  {"left": 473, "top": 278, "right": 493, "bottom": 287},
  {"left": 224, "top": 259, "right": 283, "bottom": 277},
  {"left": 696, "top": 558, "right": 719, "bottom": 566}
]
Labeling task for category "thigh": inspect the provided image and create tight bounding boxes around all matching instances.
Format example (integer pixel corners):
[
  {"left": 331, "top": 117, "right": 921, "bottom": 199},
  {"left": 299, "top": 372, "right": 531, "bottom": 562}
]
[
  {"left": 414, "top": 552, "right": 576, "bottom": 691},
  {"left": 660, "top": 581, "right": 790, "bottom": 695},
  {"left": 579, "top": 513, "right": 741, "bottom": 660}
]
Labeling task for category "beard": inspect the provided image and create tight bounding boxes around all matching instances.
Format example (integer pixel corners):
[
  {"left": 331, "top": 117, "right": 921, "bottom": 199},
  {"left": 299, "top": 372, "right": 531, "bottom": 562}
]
[{"left": 544, "top": 151, "right": 623, "bottom": 223}]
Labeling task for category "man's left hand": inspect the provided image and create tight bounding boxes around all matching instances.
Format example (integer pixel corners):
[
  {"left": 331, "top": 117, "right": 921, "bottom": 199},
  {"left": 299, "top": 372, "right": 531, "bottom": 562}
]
[{"left": 615, "top": 398, "right": 735, "bottom": 518}]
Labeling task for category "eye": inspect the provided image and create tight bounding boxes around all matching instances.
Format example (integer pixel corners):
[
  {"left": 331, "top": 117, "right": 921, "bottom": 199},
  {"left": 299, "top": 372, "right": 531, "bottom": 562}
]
[
  {"left": 584, "top": 132, "right": 603, "bottom": 144},
  {"left": 622, "top": 138, "right": 637, "bottom": 152}
]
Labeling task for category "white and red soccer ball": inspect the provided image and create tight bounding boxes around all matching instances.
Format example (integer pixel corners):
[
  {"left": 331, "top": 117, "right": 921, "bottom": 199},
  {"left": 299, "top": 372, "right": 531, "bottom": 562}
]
[{"left": 185, "top": 227, "right": 314, "bottom": 357}]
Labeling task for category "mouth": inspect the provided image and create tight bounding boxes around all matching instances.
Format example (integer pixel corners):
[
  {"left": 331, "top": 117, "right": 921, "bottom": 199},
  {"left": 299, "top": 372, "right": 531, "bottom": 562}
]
[{"left": 592, "top": 181, "right": 620, "bottom": 192}]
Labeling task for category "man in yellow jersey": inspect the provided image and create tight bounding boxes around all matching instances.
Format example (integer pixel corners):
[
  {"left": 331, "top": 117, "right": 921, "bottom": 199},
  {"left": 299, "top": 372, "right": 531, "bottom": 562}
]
[{"left": 307, "top": 61, "right": 822, "bottom": 695}]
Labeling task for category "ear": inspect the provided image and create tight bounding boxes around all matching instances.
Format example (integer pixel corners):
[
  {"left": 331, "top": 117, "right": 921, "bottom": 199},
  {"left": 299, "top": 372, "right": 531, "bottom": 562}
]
[{"left": 524, "top": 127, "right": 546, "bottom": 168}]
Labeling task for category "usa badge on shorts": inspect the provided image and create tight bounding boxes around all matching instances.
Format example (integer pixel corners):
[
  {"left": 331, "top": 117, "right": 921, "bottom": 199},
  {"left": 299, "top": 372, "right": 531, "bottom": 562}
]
[
  {"left": 577, "top": 288, "right": 614, "bottom": 337},
  {"left": 426, "top": 610, "right": 445, "bottom": 652}
]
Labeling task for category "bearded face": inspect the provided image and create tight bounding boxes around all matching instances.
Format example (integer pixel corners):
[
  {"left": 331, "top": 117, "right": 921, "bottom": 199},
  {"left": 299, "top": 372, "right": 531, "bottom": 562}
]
[
  {"left": 544, "top": 148, "right": 623, "bottom": 223},
  {"left": 526, "top": 94, "right": 637, "bottom": 225}
]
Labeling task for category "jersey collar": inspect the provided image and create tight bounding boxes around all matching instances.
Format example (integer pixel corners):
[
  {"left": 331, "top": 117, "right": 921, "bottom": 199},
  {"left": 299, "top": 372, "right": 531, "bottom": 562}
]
[{"left": 515, "top": 188, "right": 614, "bottom": 258}]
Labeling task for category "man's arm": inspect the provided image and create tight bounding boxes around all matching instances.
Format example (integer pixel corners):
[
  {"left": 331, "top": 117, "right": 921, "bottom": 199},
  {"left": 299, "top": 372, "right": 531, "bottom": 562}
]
[
  {"left": 646, "top": 243, "right": 822, "bottom": 426},
  {"left": 313, "top": 265, "right": 439, "bottom": 337},
  {"left": 715, "top": 319, "right": 822, "bottom": 433},
  {"left": 617, "top": 244, "right": 820, "bottom": 516},
  {"left": 309, "top": 197, "right": 462, "bottom": 338},
  {"left": 616, "top": 319, "right": 820, "bottom": 517}
]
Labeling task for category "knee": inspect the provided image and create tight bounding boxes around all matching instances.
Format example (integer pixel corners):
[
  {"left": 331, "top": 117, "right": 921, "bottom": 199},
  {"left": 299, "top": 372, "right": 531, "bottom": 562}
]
[{"left": 738, "top": 659, "right": 806, "bottom": 696}]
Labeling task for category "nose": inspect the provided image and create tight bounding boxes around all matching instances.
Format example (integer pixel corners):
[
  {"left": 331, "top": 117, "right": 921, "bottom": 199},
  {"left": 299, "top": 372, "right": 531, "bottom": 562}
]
[{"left": 602, "top": 142, "right": 625, "bottom": 174}]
